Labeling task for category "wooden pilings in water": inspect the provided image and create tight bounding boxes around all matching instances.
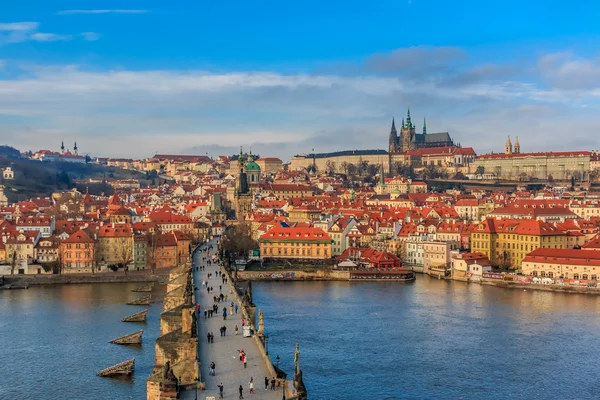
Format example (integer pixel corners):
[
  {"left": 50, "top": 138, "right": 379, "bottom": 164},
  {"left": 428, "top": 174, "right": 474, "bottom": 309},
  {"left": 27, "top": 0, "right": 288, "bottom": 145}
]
[
  {"left": 110, "top": 330, "right": 144, "bottom": 345},
  {"left": 122, "top": 309, "right": 148, "bottom": 322},
  {"left": 97, "top": 358, "right": 135, "bottom": 377},
  {"left": 127, "top": 295, "right": 151, "bottom": 305}
]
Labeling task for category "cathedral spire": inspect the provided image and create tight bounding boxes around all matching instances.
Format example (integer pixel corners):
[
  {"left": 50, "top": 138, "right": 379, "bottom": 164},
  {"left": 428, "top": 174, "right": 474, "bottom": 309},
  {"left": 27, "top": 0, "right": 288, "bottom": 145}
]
[
  {"left": 401, "top": 117, "right": 405, "bottom": 129},
  {"left": 391, "top": 117, "right": 396, "bottom": 133},
  {"left": 423, "top": 117, "right": 427, "bottom": 135},
  {"left": 514, "top": 136, "right": 520, "bottom": 154},
  {"left": 406, "top": 108, "right": 412, "bottom": 128},
  {"left": 505, "top": 136, "right": 513, "bottom": 155}
]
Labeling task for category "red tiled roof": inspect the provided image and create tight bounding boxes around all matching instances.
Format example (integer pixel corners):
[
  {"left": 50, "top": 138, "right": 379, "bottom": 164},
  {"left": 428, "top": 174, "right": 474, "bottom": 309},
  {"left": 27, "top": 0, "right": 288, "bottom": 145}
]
[
  {"left": 259, "top": 226, "right": 332, "bottom": 242},
  {"left": 63, "top": 229, "right": 95, "bottom": 244},
  {"left": 523, "top": 248, "right": 600, "bottom": 267}
]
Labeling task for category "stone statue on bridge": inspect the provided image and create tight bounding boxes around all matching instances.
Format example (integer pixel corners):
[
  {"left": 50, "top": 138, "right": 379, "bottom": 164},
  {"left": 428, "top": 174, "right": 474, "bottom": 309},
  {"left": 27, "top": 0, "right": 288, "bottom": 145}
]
[
  {"left": 257, "top": 309, "right": 264, "bottom": 337},
  {"left": 191, "top": 310, "right": 197, "bottom": 338}
]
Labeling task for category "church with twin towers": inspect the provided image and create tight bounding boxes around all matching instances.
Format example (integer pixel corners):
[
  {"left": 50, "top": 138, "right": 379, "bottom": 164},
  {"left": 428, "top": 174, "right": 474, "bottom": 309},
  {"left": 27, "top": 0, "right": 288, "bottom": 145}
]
[{"left": 388, "top": 108, "right": 455, "bottom": 153}]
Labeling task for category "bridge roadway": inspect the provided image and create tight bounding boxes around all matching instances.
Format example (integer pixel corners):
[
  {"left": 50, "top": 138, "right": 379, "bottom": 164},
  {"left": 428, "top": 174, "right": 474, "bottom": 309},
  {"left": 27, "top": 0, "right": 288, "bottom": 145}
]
[{"left": 183, "top": 240, "right": 283, "bottom": 400}]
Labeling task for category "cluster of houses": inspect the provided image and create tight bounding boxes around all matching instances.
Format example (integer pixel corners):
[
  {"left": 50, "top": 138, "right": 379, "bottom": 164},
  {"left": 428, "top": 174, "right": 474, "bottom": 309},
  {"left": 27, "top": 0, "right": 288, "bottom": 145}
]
[{"left": 3, "top": 152, "right": 600, "bottom": 282}]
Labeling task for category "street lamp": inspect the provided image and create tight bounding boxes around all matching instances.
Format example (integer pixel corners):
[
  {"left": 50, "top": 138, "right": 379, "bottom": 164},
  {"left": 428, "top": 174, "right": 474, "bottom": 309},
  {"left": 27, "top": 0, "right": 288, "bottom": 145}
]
[{"left": 275, "top": 355, "right": 280, "bottom": 369}]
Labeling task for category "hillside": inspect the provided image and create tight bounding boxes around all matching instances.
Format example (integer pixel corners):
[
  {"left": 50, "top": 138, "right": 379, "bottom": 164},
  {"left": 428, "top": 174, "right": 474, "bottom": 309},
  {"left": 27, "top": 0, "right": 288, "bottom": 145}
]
[{"left": 0, "top": 156, "right": 152, "bottom": 202}]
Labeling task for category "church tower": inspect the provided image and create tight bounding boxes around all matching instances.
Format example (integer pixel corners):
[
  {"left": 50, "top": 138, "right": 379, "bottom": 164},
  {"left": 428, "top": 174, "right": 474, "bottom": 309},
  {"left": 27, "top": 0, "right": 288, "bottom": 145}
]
[
  {"left": 388, "top": 118, "right": 398, "bottom": 153},
  {"left": 423, "top": 118, "right": 427, "bottom": 135},
  {"left": 73, "top": 141, "right": 78, "bottom": 156},
  {"left": 235, "top": 147, "right": 253, "bottom": 222},
  {"left": 375, "top": 163, "right": 387, "bottom": 195},
  {"left": 61, "top": 141, "right": 65, "bottom": 155},
  {"left": 513, "top": 137, "right": 520, "bottom": 154},
  {"left": 505, "top": 136, "right": 513, "bottom": 154},
  {"left": 400, "top": 108, "right": 416, "bottom": 152}
]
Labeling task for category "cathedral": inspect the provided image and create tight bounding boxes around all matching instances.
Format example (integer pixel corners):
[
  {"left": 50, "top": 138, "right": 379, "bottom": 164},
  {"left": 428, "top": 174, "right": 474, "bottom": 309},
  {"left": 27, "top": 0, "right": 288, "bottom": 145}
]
[{"left": 388, "top": 109, "right": 454, "bottom": 153}]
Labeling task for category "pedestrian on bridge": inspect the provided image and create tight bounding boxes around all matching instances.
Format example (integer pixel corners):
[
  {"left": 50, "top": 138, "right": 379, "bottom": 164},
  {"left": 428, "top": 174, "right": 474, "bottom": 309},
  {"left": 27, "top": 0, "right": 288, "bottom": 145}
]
[
  {"left": 249, "top": 377, "right": 254, "bottom": 394},
  {"left": 239, "top": 384, "right": 244, "bottom": 399},
  {"left": 209, "top": 361, "right": 216, "bottom": 376},
  {"left": 234, "top": 304, "right": 238, "bottom": 313},
  {"left": 223, "top": 308, "right": 227, "bottom": 320},
  {"left": 235, "top": 325, "right": 239, "bottom": 335},
  {"left": 264, "top": 377, "right": 269, "bottom": 390},
  {"left": 217, "top": 383, "right": 224, "bottom": 398}
]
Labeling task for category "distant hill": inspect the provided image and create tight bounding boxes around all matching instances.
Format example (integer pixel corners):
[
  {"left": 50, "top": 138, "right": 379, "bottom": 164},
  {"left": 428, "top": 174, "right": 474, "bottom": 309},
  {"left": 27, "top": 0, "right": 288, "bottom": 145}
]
[
  {"left": 0, "top": 156, "right": 153, "bottom": 202},
  {"left": 0, "top": 145, "right": 21, "bottom": 159}
]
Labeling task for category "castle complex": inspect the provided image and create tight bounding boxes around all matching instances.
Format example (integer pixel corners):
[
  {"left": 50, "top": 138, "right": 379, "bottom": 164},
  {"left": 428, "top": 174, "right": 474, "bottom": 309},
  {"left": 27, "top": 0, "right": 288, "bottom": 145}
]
[{"left": 388, "top": 109, "right": 454, "bottom": 153}]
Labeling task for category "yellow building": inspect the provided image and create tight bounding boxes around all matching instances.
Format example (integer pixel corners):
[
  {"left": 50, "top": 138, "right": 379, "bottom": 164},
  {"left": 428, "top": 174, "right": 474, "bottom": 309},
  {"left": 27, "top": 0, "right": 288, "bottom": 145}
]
[
  {"left": 259, "top": 225, "right": 333, "bottom": 260},
  {"left": 288, "top": 205, "right": 321, "bottom": 223},
  {"left": 290, "top": 150, "right": 391, "bottom": 174},
  {"left": 471, "top": 218, "right": 567, "bottom": 268},
  {"left": 255, "top": 157, "right": 283, "bottom": 176},
  {"left": 475, "top": 150, "right": 592, "bottom": 181},
  {"left": 96, "top": 224, "right": 133, "bottom": 267}
]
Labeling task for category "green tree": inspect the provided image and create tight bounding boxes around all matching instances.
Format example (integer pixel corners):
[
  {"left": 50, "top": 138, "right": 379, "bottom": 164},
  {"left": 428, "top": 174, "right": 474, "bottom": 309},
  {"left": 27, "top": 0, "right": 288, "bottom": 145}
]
[{"left": 475, "top": 165, "right": 485, "bottom": 175}]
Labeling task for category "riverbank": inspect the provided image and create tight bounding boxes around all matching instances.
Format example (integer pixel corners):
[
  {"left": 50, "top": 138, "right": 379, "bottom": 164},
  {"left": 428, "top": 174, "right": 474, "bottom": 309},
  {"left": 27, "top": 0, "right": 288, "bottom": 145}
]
[
  {"left": 421, "top": 269, "right": 600, "bottom": 295},
  {"left": 478, "top": 279, "right": 600, "bottom": 295},
  {"left": 238, "top": 268, "right": 415, "bottom": 282},
  {"left": 1, "top": 269, "right": 171, "bottom": 287}
]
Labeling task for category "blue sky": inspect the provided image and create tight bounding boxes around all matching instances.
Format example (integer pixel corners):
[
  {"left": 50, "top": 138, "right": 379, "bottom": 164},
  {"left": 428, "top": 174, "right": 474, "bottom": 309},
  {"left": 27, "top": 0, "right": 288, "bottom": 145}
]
[{"left": 1, "top": 1, "right": 600, "bottom": 159}]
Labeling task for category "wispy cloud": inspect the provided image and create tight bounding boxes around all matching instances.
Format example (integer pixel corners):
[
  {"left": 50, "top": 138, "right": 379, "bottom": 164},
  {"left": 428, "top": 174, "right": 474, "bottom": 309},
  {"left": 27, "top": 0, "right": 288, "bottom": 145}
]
[
  {"left": 1, "top": 48, "right": 599, "bottom": 158},
  {"left": 0, "top": 21, "right": 99, "bottom": 44},
  {"left": 79, "top": 32, "right": 101, "bottom": 41},
  {"left": 30, "top": 33, "right": 72, "bottom": 42},
  {"left": 0, "top": 22, "right": 39, "bottom": 31},
  {"left": 57, "top": 9, "right": 149, "bottom": 15}
]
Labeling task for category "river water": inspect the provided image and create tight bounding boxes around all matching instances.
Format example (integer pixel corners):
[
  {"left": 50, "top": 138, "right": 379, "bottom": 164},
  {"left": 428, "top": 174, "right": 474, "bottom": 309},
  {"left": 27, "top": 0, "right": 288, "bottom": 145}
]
[
  {"left": 0, "top": 283, "right": 164, "bottom": 400},
  {"left": 2, "top": 278, "right": 600, "bottom": 399},
  {"left": 253, "top": 278, "right": 600, "bottom": 400}
]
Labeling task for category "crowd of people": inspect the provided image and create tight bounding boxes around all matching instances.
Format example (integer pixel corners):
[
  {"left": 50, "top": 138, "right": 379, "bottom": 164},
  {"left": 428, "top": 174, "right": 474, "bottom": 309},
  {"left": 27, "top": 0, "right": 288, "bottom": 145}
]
[{"left": 196, "top": 240, "right": 284, "bottom": 399}]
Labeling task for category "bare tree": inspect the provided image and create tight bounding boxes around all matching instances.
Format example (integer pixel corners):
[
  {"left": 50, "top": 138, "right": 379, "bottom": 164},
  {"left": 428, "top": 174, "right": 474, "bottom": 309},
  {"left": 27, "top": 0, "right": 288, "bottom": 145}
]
[
  {"left": 115, "top": 237, "right": 133, "bottom": 275},
  {"left": 146, "top": 231, "right": 158, "bottom": 273},
  {"left": 10, "top": 250, "right": 16, "bottom": 276},
  {"left": 221, "top": 223, "right": 257, "bottom": 261},
  {"left": 325, "top": 160, "right": 335, "bottom": 176},
  {"left": 340, "top": 161, "right": 348, "bottom": 175}
]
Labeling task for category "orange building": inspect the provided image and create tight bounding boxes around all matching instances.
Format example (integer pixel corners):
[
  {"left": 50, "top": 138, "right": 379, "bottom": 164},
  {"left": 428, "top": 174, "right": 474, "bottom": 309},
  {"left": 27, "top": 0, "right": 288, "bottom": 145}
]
[
  {"left": 259, "top": 225, "right": 333, "bottom": 260},
  {"left": 155, "top": 231, "right": 192, "bottom": 268},
  {"left": 61, "top": 230, "right": 95, "bottom": 273}
]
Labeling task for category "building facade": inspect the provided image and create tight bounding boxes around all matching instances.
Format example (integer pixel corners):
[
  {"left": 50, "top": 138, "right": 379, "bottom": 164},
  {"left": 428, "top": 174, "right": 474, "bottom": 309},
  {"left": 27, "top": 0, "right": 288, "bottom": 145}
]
[
  {"left": 259, "top": 225, "right": 333, "bottom": 260},
  {"left": 475, "top": 150, "right": 592, "bottom": 181}
]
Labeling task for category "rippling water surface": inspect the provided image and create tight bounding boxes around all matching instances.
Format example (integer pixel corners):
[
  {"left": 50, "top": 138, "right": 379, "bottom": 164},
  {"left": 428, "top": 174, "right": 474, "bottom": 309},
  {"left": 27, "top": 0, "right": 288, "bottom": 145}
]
[
  {"left": 253, "top": 277, "right": 600, "bottom": 400},
  {"left": 0, "top": 283, "right": 164, "bottom": 400},
  {"left": 3, "top": 278, "right": 600, "bottom": 399}
]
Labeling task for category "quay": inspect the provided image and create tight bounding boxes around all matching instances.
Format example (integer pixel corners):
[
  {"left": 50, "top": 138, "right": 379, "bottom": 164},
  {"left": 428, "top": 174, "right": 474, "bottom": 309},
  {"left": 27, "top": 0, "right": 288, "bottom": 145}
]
[{"left": 147, "top": 238, "right": 307, "bottom": 400}]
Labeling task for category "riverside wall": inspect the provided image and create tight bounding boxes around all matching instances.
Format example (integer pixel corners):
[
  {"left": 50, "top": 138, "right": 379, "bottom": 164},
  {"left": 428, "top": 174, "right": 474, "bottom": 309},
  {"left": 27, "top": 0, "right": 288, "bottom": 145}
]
[
  {"left": 239, "top": 269, "right": 350, "bottom": 281},
  {"left": 2, "top": 270, "right": 170, "bottom": 286},
  {"left": 415, "top": 268, "right": 600, "bottom": 295}
]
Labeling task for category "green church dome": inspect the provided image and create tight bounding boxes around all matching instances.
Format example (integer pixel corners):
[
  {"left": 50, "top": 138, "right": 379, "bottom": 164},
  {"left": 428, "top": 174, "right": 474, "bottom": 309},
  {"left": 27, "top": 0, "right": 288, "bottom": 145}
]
[{"left": 245, "top": 161, "right": 261, "bottom": 171}]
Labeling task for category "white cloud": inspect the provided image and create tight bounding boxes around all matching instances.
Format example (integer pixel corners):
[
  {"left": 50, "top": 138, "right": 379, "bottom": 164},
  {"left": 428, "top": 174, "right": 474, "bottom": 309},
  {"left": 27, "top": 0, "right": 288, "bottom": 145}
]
[
  {"left": 80, "top": 32, "right": 101, "bottom": 41},
  {"left": 0, "top": 22, "right": 97, "bottom": 44},
  {"left": 1, "top": 50, "right": 600, "bottom": 159},
  {"left": 30, "top": 33, "right": 72, "bottom": 42},
  {"left": 57, "top": 9, "right": 149, "bottom": 15},
  {"left": 0, "top": 22, "right": 39, "bottom": 31}
]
